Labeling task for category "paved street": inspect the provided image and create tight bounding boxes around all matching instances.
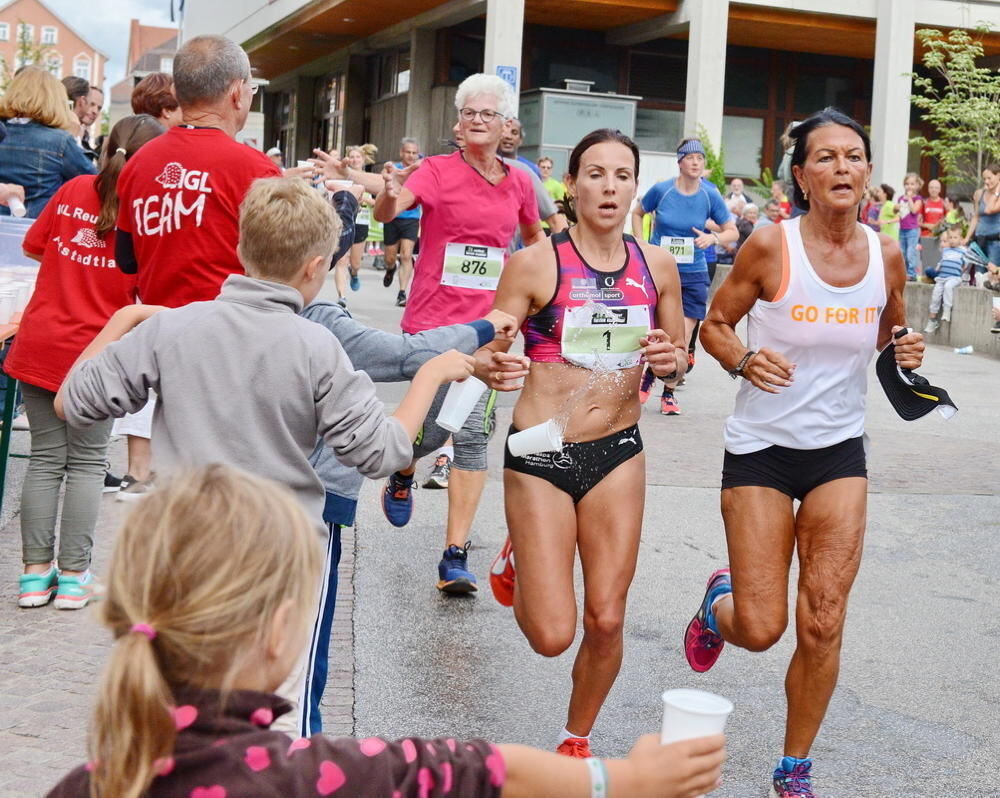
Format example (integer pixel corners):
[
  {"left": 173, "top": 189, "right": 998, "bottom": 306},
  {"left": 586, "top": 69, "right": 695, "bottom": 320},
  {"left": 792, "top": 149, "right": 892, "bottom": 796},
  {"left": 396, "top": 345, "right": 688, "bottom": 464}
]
[{"left": 0, "top": 263, "right": 997, "bottom": 796}]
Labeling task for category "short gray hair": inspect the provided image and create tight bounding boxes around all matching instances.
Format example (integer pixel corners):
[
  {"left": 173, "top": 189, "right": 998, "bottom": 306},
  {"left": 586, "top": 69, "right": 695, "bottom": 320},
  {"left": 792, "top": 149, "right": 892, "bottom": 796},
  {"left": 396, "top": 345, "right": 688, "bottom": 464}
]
[
  {"left": 454, "top": 73, "right": 515, "bottom": 120},
  {"left": 173, "top": 35, "right": 250, "bottom": 108},
  {"left": 400, "top": 137, "right": 420, "bottom": 149}
]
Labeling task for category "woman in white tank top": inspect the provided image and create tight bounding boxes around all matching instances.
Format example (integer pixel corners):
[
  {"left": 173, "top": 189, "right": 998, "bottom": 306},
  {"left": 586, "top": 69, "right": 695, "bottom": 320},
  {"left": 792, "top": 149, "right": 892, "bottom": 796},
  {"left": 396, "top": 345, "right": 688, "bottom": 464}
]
[{"left": 682, "top": 109, "right": 926, "bottom": 798}]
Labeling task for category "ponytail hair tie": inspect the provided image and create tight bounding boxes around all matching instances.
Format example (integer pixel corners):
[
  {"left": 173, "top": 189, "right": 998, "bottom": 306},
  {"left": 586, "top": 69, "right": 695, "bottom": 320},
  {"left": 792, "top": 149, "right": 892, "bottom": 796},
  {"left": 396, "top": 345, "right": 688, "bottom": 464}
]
[
  {"left": 115, "top": 147, "right": 127, "bottom": 156},
  {"left": 130, "top": 623, "right": 156, "bottom": 640}
]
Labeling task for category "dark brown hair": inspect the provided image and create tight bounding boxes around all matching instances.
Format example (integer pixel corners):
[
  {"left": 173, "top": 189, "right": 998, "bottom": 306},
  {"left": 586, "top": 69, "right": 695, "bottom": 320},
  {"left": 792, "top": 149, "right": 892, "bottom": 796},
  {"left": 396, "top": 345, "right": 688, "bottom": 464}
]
[
  {"left": 94, "top": 115, "right": 166, "bottom": 237},
  {"left": 131, "top": 72, "right": 179, "bottom": 119},
  {"left": 789, "top": 107, "right": 871, "bottom": 210},
  {"left": 567, "top": 128, "right": 640, "bottom": 181}
]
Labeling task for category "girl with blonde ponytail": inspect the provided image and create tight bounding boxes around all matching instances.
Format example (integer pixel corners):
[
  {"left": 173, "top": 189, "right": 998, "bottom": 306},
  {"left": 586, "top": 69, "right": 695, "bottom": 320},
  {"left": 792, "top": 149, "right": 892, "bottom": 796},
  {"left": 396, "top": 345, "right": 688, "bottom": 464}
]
[
  {"left": 7, "top": 114, "right": 165, "bottom": 613},
  {"left": 49, "top": 465, "right": 724, "bottom": 798}
]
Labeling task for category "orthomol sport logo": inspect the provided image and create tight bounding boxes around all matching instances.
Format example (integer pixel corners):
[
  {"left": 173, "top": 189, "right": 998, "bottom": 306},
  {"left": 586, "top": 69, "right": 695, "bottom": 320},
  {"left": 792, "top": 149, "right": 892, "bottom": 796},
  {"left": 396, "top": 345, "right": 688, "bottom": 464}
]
[{"left": 131, "top": 161, "right": 214, "bottom": 236}]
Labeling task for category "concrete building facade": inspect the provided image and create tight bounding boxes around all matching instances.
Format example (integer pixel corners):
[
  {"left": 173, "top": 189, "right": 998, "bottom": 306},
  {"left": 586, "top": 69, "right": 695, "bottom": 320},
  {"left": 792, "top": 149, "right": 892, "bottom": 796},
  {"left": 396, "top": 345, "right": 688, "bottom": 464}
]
[{"left": 181, "top": 0, "right": 1000, "bottom": 189}]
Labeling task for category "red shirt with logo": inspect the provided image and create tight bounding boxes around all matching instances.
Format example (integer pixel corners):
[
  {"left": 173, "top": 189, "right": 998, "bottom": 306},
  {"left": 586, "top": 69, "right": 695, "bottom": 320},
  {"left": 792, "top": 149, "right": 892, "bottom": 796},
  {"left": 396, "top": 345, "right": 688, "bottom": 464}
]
[
  {"left": 5, "top": 176, "right": 137, "bottom": 392},
  {"left": 116, "top": 126, "right": 281, "bottom": 307},
  {"left": 921, "top": 197, "right": 945, "bottom": 235}
]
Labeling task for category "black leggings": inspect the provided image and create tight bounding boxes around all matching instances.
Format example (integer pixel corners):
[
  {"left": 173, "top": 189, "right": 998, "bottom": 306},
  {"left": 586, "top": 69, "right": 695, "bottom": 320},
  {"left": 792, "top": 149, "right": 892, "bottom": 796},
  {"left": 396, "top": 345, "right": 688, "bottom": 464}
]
[{"left": 504, "top": 424, "right": 643, "bottom": 504}]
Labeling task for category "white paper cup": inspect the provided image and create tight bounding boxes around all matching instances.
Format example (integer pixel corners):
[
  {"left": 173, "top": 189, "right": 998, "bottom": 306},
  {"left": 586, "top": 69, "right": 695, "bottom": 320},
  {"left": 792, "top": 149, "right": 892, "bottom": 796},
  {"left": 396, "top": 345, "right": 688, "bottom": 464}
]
[
  {"left": 992, "top": 296, "right": 1000, "bottom": 311},
  {"left": 507, "top": 419, "right": 563, "bottom": 457},
  {"left": 436, "top": 377, "right": 488, "bottom": 433},
  {"left": 661, "top": 688, "right": 733, "bottom": 744},
  {"left": 296, "top": 160, "right": 314, "bottom": 170},
  {"left": 326, "top": 179, "right": 352, "bottom": 191},
  {"left": 661, "top": 689, "right": 733, "bottom": 798},
  {"left": 7, "top": 197, "right": 26, "bottom": 218}
]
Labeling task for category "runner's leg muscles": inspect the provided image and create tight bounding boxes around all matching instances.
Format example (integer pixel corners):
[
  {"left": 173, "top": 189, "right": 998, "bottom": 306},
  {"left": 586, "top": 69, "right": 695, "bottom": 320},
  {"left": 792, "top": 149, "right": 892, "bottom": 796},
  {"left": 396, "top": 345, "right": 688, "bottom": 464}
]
[
  {"left": 566, "top": 453, "right": 645, "bottom": 736},
  {"left": 714, "top": 486, "right": 796, "bottom": 651},
  {"left": 783, "top": 477, "right": 866, "bottom": 757},
  {"left": 505, "top": 470, "right": 579, "bottom": 657}
]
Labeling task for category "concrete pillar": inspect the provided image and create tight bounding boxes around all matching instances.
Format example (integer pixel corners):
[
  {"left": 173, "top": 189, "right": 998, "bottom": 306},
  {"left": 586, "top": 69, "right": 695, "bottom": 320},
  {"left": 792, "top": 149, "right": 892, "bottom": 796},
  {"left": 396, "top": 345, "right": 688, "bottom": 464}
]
[
  {"left": 683, "top": 0, "right": 729, "bottom": 148},
  {"left": 343, "top": 55, "right": 367, "bottom": 149},
  {"left": 484, "top": 0, "right": 525, "bottom": 115},
  {"left": 870, "top": 0, "right": 915, "bottom": 186},
  {"left": 406, "top": 28, "right": 436, "bottom": 152}
]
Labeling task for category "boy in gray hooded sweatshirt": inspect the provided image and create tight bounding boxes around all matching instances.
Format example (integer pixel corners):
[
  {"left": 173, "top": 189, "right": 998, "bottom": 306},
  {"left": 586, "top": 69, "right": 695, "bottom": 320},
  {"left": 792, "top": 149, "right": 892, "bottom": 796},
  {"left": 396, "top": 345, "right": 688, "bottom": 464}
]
[
  {"left": 297, "top": 299, "right": 519, "bottom": 735},
  {"left": 56, "top": 176, "right": 481, "bottom": 732}
]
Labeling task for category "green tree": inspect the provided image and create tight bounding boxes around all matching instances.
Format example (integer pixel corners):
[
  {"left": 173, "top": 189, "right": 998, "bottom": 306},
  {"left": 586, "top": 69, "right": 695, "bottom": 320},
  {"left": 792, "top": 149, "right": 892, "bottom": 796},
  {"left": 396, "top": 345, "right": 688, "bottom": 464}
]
[
  {"left": 910, "top": 26, "right": 1000, "bottom": 186},
  {"left": 697, "top": 125, "right": 726, "bottom": 192},
  {"left": 0, "top": 20, "right": 54, "bottom": 91}
]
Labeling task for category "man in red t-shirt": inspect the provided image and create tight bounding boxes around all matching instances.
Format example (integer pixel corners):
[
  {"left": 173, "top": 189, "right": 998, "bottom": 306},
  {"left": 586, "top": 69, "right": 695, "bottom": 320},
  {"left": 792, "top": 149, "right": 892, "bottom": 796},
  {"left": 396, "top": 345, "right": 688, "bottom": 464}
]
[
  {"left": 112, "top": 35, "right": 282, "bottom": 500},
  {"left": 115, "top": 34, "right": 282, "bottom": 308}
]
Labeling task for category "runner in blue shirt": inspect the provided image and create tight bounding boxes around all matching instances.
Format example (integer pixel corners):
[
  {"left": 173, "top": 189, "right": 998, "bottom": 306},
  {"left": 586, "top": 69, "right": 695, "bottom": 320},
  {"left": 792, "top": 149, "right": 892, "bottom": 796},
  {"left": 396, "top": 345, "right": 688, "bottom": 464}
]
[{"left": 631, "top": 138, "right": 737, "bottom": 414}]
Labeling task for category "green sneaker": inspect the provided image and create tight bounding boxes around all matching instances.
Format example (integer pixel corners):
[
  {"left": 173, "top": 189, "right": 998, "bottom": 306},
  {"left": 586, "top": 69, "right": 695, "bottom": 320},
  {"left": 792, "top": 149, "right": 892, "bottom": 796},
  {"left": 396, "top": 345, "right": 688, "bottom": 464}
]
[
  {"left": 54, "top": 571, "right": 102, "bottom": 610},
  {"left": 18, "top": 566, "right": 57, "bottom": 608}
]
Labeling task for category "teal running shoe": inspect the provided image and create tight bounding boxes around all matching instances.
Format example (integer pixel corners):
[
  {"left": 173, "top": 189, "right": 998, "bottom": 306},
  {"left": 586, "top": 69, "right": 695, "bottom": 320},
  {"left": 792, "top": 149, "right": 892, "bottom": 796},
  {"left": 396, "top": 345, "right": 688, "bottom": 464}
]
[
  {"left": 54, "top": 570, "right": 102, "bottom": 610},
  {"left": 18, "top": 566, "right": 57, "bottom": 608}
]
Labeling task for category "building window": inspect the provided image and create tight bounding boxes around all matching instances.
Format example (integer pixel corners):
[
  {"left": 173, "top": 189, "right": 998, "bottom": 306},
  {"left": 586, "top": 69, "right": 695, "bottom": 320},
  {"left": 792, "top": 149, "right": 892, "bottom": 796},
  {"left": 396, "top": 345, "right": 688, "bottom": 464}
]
[
  {"left": 313, "top": 73, "right": 344, "bottom": 153},
  {"left": 160, "top": 56, "right": 173, "bottom": 73},
  {"left": 73, "top": 55, "right": 91, "bottom": 81},
  {"left": 45, "top": 53, "right": 62, "bottom": 78},
  {"left": 17, "top": 23, "right": 33, "bottom": 43},
  {"left": 373, "top": 49, "right": 409, "bottom": 100},
  {"left": 0, "top": 23, "right": 9, "bottom": 42},
  {"left": 41, "top": 26, "right": 57, "bottom": 45}
]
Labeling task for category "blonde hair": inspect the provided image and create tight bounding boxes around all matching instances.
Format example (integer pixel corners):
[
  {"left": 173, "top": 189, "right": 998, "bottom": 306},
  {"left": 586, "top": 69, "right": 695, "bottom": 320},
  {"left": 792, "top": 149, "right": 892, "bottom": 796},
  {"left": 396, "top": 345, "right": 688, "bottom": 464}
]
[
  {"left": 88, "top": 464, "right": 322, "bottom": 798},
  {"left": 0, "top": 65, "right": 79, "bottom": 132},
  {"left": 346, "top": 142, "right": 378, "bottom": 165},
  {"left": 904, "top": 172, "right": 924, "bottom": 189},
  {"left": 237, "top": 176, "right": 340, "bottom": 281}
]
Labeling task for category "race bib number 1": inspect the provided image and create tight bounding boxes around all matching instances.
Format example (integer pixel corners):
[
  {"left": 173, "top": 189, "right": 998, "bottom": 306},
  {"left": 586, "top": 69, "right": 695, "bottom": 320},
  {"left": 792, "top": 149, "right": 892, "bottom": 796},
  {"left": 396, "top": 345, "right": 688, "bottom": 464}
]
[
  {"left": 441, "top": 242, "right": 505, "bottom": 291},
  {"left": 561, "top": 304, "right": 650, "bottom": 370},
  {"left": 662, "top": 236, "right": 694, "bottom": 264}
]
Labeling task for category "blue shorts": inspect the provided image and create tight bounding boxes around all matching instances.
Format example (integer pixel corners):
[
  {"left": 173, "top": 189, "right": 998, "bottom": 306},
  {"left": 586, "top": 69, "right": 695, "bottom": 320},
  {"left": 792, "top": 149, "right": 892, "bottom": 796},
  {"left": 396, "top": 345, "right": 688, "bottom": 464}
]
[{"left": 679, "top": 271, "right": 710, "bottom": 320}]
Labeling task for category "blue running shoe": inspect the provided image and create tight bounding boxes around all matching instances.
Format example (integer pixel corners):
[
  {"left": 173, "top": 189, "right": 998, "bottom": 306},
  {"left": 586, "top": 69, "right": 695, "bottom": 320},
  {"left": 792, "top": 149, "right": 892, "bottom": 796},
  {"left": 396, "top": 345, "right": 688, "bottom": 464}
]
[
  {"left": 770, "top": 756, "right": 815, "bottom": 797},
  {"left": 349, "top": 269, "right": 361, "bottom": 292},
  {"left": 437, "top": 542, "right": 477, "bottom": 594},
  {"left": 381, "top": 472, "right": 414, "bottom": 527},
  {"left": 684, "top": 568, "right": 732, "bottom": 672}
]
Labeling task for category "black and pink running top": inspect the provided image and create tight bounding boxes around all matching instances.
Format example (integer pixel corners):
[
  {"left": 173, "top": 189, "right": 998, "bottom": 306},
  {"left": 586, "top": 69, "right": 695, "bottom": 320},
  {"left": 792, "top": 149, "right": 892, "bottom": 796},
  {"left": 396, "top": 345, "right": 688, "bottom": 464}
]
[{"left": 522, "top": 231, "right": 658, "bottom": 369}]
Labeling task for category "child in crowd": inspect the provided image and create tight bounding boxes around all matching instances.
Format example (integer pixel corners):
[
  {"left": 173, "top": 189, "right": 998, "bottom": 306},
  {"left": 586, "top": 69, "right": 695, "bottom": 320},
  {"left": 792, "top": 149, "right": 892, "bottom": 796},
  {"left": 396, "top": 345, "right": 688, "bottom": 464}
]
[
  {"left": 55, "top": 176, "right": 476, "bottom": 724},
  {"left": 7, "top": 114, "right": 165, "bottom": 610},
  {"left": 878, "top": 183, "right": 900, "bottom": 241},
  {"left": 923, "top": 225, "right": 967, "bottom": 333},
  {"left": 46, "top": 464, "right": 726, "bottom": 798},
  {"left": 296, "top": 300, "right": 517, "bottom": 736}
]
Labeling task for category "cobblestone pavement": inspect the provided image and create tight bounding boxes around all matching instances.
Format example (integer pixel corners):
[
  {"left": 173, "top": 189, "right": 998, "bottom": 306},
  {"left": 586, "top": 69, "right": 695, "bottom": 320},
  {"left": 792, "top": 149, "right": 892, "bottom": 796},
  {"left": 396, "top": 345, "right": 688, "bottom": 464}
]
[{"left": 2, "top": 266, "right": 997, "bottom": 797}]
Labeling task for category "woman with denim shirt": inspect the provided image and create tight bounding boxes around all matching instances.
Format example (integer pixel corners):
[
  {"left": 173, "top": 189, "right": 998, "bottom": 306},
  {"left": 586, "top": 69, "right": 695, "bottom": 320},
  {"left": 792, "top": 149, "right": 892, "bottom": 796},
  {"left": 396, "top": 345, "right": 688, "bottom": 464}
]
[{"left": 0, "top": 66, "right": 96, "bottom": 219}]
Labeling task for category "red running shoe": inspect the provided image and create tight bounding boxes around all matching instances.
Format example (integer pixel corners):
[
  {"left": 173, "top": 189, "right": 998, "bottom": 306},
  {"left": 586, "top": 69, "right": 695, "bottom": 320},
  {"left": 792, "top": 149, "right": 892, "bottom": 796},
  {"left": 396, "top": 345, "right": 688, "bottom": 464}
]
[
  {"left": 556, "top": 737, "right": 592, "bottom": 758},
  {"left": 684, "top": 568, "right": 732, "bottom": 673},
  {"left": 639, "top": 368, "right": 655, "bottom": 404},
  {"left": 660, "top": 391, "right": 681, "bottom": 415},
  {"left": 489, "top": 536, "right": 515, "bottom": 607}
]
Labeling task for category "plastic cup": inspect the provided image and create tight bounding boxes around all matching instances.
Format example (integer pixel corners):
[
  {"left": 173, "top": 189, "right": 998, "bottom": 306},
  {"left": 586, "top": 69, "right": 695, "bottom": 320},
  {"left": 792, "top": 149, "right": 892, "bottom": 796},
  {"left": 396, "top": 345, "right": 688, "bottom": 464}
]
[
  {"left": 661, "top": 688, "right": 733, "bottom": 744},
  {"left": 507, "top": 419, "right": 563, "bottom": 457},
  {"left": 7, "top": 197, "right": 26, "bottom": 218},
  {"left": 436, "top": 377, "right": 488, "bottom": 433},
  {"left": 326, "top": 179, "right": 352, "bottom": 190}
]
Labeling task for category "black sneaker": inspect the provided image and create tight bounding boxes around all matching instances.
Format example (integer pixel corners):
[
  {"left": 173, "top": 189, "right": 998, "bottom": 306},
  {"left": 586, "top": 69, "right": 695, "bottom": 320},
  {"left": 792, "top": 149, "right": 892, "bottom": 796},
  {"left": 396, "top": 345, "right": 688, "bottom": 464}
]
[
  {"left": 102, "top": 471, "right": 122, "bottom": 493},
  {"left": 382, "top": 266, "right": 397, "bottom": 287},
  {"left": 422, "top": 454, "right": 451, "bottom": 489},
  {"left": 396, "top": 290, "right": 407, "bottom": 307}
]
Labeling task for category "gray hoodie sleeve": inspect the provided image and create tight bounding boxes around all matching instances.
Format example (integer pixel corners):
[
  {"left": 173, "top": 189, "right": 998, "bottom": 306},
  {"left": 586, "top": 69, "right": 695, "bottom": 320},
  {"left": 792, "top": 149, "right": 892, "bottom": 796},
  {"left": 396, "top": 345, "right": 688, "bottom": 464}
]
[
  {"left": 61, "top": 317, "right": 162, "bottom": 427},
  {"left": 300, "top": 303, "right": 492, "bottom": 381},
  {"left": 310, "top": 327, "right": 413, "bottom": 479}
]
